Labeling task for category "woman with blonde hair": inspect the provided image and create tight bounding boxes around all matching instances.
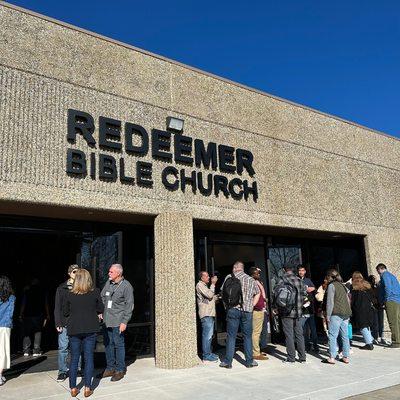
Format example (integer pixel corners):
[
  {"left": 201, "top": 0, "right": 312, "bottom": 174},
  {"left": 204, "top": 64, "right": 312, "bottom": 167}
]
[
  {"left": 64, "top": 269, "right": 103, "bottom": 397},
  {"left": 351, "top": 271, "right": 375, "bottom": 350}
]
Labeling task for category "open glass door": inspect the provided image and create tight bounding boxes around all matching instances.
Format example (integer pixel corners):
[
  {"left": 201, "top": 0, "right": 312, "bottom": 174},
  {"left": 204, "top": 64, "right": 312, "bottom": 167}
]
[{"left": 78, "top": 231, "right": 122, "bottom": 288}]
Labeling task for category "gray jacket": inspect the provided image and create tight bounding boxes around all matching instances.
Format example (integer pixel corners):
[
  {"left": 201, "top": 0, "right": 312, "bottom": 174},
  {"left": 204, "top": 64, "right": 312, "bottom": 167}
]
[{"left": 101, "top": 278, "right": 134, "bottom": 328}]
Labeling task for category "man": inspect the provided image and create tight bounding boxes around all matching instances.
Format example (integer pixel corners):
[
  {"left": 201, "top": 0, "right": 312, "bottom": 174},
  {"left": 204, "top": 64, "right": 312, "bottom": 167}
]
[
  {"left": 273, "top": 265, "right": 307, "bottom": 363},
  {"left": 54, "top": 264, "right": 81, "bottom": 382},
  {"left": 101, "top": 264, "right": 134, "bottom": 381},
  {"left": 196, "top": 271, "right": 218, "bottom": 362},
  {"left": 220, "top": 261, "right": 260, "bottom": 369},
  {"left": 298, "top": 265, "right": 319, "bottom": 353},
  {"left": 376, "top": 263, "right": 400, "bottom": 348},
  {"left": 20, "top": 278, "right": 50, "bottom": 357},
  {"left": 249, "top": 267, "right": 268, "bottom": 361}
]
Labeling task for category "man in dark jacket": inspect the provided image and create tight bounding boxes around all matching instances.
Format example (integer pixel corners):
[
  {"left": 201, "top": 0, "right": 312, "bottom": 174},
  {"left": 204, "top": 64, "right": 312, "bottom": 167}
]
[
  {"left": 54, "top": 264, "right": 80, "bottom": 382},
  {"left": 273, "top": 265, "right": 307, "bottom": 363}
]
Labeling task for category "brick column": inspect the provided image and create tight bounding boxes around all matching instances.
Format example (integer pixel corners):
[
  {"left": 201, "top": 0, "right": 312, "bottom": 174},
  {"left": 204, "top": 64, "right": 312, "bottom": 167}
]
[{"left": 154, "top": 212, "right": 199, "bottom": 368}]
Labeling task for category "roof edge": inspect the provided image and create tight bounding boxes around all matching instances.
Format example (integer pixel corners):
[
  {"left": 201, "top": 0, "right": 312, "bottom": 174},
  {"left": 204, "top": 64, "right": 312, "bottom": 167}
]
[{"left": 1, "top": 0, "right": 399, "bottom": 143}]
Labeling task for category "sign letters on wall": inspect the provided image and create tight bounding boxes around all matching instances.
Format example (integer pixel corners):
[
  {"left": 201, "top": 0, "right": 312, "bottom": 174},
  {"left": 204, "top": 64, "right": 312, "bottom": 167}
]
[{"left": 66, "top": 109, "right": 258, "bottom": 202}]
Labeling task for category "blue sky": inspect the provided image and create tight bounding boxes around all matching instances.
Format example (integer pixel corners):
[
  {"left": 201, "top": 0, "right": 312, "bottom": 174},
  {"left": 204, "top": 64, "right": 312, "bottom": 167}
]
[{"left": 7, "top": 0, "right": 400, "bottom": 138}]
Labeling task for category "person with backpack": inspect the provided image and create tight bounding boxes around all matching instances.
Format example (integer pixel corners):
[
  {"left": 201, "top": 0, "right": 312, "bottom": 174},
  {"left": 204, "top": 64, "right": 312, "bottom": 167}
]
[
  {"left": 322, "top": 269, "right": 352, "bottom": 365},
  {"left": 219, "top": 261, "right": 260, "bottom": 369},
  {"left": 273, "top": 264, "right": 307, "bottom": 364}
]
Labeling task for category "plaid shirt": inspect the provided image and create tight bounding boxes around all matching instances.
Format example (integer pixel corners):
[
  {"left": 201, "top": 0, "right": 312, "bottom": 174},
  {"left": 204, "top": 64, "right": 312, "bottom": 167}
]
[
  {"left": 274, "top": 272, "right": 307, "bottom": 318},
  {"left": 223, "top": 271, "right": 260, "bottom": 313}
]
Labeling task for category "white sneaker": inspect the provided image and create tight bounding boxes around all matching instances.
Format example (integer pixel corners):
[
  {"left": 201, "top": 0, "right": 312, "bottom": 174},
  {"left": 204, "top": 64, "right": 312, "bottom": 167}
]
[
  {"left": 1, "top": 376, "right": 6, "bottom": 383},
  {"left": 380, "top": 338, "right": 390, "bottom": 345},
  {"left": 23, "top": 352, "right": 30, "bottom": 357},
  {"left": 32, "top": 351, "right": 42, "bottom": 357}
]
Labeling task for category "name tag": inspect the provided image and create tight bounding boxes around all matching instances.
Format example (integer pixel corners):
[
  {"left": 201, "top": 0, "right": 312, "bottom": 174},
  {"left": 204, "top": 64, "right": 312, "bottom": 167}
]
[
  {"left": 105, "top": 291, "right": 110, "bottom": 296},
  {"left": 107, "top": 300, "right": 112, "bottom": 309}
]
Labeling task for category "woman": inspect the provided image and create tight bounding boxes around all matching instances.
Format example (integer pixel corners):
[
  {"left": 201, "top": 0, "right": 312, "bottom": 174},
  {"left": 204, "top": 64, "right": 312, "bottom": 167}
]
[
  {"left": 322, "top": 269, "right": 352, "bottom": 365},
  {"left": 0, "top": 276, "right": 15, "bottom": 386},
  {"left": 64, "top": 269, "right": 103, "bottom": 397},
  {"left": 351, "top": 272, "right": 375, "bottom": 350}
]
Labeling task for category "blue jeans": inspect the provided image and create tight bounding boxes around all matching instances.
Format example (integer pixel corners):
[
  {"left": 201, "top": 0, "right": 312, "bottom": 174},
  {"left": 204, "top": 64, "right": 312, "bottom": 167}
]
[
  {"left": 328, "top": 316, "right": 350, "bottom": 359},
  {"left": 69, "top": 333, "right": 96, "bottom": 389},
  {"left": 103, "top": 327, "right": 125, "bottom": 372},
  {"left": 360, "top": 327, "right": 373, "bottom": 345},
  {"left": 201, "top": 316, "right": 215, "bottom": 358},
  {"left": 58, "top": 327, "right": 81, "bottom": 373},
  {"left": 301, "top": 315, "right": 318, "bottom": 348},
  {"left": 225, "top": 308, "right": 253, "bottom": 365}
]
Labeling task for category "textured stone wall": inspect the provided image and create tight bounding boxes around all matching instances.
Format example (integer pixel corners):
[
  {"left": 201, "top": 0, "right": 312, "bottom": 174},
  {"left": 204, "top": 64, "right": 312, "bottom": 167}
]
[{"left": 154, "top": 212, "right": 199, "bottom": 368}]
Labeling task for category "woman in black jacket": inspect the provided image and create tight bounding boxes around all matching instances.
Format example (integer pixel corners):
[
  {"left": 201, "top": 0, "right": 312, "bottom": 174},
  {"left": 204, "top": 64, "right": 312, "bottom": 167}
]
[
  {"left": 351, "top": 271, "right": 375, "bottom": 350},
  {"left": 64, "top": 269, "right": 104, "bottom": 398}
]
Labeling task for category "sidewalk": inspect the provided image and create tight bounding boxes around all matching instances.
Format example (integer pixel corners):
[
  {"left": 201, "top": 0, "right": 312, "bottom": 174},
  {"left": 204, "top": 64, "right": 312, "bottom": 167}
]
[{"left": 1, "top": 340, "right": 399, "bottom": 400}]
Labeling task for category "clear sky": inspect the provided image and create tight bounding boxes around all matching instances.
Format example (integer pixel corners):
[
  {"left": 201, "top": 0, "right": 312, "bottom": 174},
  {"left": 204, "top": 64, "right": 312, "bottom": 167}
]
[{"left": 6, "top": 0, "right": 400, "bottom": 139}]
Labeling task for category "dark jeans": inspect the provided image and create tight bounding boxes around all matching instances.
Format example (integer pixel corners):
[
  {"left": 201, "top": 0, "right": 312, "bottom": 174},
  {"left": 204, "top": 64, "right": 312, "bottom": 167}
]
[
  {"left": 224, "top": 308, "right": 253, "bottom": 366},
  {"left": 69, "top": 333, "right": 96, "bottom": 389},
  {"left": 300, "top": 315, "right": 318, "bottom": 349},
  {"left": 282, "top": 317, "right": 306, "bottom": 362},
  {"left": 371, "top": 308, "right": 384, "bottom": 340},
  {"left": 103, "top": 327, "right": 125, "bottom": 372},
  {"left": 22, "top": 316, "right": 43, "bottom": 352},
  {"left": 201, "top": 316, "right": 215, "bottom": 358}
]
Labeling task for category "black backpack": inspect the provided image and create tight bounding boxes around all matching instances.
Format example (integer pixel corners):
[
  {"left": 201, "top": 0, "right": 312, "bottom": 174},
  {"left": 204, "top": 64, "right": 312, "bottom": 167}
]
[
  {"left": 222, "top": 274, "right": 243, "bottom": 309},
  {"left": 274, "top": 277, "right": 297, "bottom": 316}
]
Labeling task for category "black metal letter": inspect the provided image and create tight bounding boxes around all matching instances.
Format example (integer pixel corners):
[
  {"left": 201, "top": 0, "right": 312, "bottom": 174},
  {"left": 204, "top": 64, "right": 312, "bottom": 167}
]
[
  {"left": 99, "top": 154, "right": 117, "bottom": 181},
  {"left": 99, "top": 117, "right": 122, "bottom": 151},
  {"left": 67, "top": 109, "right": 96, "bottom": 146},
  {"left": 66, "top": 149, "right": 87, "bottom": 176},
  {"left": 151, "top": 129, "right": 172, "bottom": 161},
  {"left": 174, "top": 135, "right": 193, "bottom": 165},
  {"left": 90, "top": 152, "right": 96, "bottom": 179},
  {"left": 180, "top": 169, "right": 197, "bottom": 194},
  {"left": 197, "top": 172, "right": 213, "bottom": 196},
  {"left": 236, "top": 149, "right": 255, "bottom": 176},
  {"left": 125, "top": 123, "right": 149, "bottom": 156},
  {"left": 228, "top": 178, "right": 244, "bottom": 200},
  {"left": 120, "top": 158, "right": 135, "bottom": 184},
  {"left": 218, "top": 145, "right": 236, "bottom": 173},
  {"left": 194, "top": 139, "right": 217, "bottom": 170},
  {"left": 243, "top": 180, "right": 258, "bottom": 202},
  {"left": 136, "top": 161, "right": 153, "bottom": 188},
  {"left": 162, "top": 166, "right": 179, "bottom": 191},
  {"left": 213, "top": 175, "right": 230, "bottom": 198}
]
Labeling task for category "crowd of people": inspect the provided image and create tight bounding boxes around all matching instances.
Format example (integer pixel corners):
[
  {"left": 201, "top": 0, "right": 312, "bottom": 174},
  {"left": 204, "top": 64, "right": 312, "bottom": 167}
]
[
  {"left": 0, "top": 263, "right": 134, "bottom": 397},
  {"left": 0, "top": 260, "right": 399, "bottom": 395},
  {"left": 195, "top": 261, "right": 400, "bottom": 368}
]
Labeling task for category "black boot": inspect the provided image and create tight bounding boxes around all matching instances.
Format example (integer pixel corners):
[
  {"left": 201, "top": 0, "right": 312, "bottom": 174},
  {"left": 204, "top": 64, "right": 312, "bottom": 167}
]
[{"left": 360, "top": 343, "right": 374, "bottom": 350}]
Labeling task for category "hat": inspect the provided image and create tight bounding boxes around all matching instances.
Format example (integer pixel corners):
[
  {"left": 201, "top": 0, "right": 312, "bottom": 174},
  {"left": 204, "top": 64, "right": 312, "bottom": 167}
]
[{"left": 68, "top": 264, "right": 80, "bottom": 274}]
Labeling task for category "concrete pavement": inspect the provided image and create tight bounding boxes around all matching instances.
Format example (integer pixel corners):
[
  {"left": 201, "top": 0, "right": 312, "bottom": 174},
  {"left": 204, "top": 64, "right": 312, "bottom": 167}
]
[{"left": 1, "top": 340, "right": 399, "bottom": 400}]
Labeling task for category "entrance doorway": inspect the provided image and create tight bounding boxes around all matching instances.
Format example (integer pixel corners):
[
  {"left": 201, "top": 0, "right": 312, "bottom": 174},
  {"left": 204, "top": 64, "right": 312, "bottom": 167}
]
[
  {"left": 195, "top": 229, "right": 368, "bottom": 350},
  {"left": 0, "top": 215, "right": 154, "bottom": 366}
]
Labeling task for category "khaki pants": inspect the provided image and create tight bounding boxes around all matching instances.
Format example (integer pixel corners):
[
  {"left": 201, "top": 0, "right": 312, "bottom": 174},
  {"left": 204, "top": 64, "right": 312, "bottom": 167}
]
[
  {"left": 252, "top": 310, "right": 264, "bottom": 356},
  {"left": 386, "top": 301, "right": 400, "bottom": 346}
]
